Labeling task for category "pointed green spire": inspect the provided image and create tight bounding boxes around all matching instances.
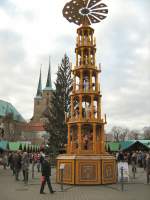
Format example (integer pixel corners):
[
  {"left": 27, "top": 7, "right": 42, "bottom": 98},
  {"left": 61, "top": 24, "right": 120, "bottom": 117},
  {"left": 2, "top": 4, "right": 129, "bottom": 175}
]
[
  {"left": 36, "top": 67, "right": 42, "bottom": 97},
  {"left": 44, "top": 57, "right": 52, "bottom": 90}
]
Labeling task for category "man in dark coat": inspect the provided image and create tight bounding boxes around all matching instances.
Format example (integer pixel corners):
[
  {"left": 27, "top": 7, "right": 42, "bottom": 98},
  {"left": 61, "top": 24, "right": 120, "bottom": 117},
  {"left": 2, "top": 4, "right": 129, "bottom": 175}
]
[
  {"left": 117, "top": 151, "right": 124, "bottom": 162},
  {"left": 146, "top": 153, "right": 150, "bottom": 184},
  {"left": 22, "top": 152, "right": 30, "bottom": 184},
  {"left": 8, "top": 152, "right": 15, "bottom": 175},
  {"left": 14, "top": 151, "right": 22, "bottom": 181},
  {"left": 40, "top": 155, "right": 54, "bottom": 194}
]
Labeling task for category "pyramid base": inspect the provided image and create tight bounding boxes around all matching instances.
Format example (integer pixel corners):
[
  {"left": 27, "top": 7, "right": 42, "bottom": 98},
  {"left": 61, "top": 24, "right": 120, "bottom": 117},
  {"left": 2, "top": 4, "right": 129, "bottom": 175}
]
[{"left": 56, "top": 154, "right": 116, "bottom": 185}]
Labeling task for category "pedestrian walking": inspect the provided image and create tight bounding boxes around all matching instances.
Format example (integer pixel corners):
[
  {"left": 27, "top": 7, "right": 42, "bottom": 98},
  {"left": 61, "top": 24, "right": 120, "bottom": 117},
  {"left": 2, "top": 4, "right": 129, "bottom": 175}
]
[
  {"left": 14, "top": 151, "right": 22, "bottom": 181},
  {"left": 117, "top": 151, "right": 124, "bottom": 162},
  {"left": 22, "top": 152, "right": 30, "bottom": 184},
  {"left": 37, "top": 154, "right": 41, "bottom": 172},
  {"left": 146, "top": 153, "right": 150, "bottom": 184},
  {"left": 8, "top": 152, "right": 15, "bottom": 175},
  {"left": 131, "top": 152, "right": 137, "bottom": 171},
  {"left": 40, "top": 155, "right": 54, "bottom": 194},
  {"left": 31, "top": 153, "right": 36, "bottom": 179},
  {"left": 142, "top": 152, "right": 147, "bottom": 170},
  {"left": 2, "top": 153, "right": 8, "bottom": 169},
  {"left": 131, "top": 152, "right": 137, "bottom": 178}
]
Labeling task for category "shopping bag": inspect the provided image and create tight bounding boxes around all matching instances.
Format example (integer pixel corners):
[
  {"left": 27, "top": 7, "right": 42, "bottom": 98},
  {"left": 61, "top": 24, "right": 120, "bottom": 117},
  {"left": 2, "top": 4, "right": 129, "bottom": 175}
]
[{"left": 40, "top": 176, "right": 45, "bottom": 183}]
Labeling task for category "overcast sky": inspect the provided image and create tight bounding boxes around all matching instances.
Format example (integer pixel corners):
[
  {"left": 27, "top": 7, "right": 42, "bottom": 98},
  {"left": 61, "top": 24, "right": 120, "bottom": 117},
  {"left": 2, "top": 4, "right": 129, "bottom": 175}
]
[{"left": 0, "top": 0, "right": 150, "bottom": 131}]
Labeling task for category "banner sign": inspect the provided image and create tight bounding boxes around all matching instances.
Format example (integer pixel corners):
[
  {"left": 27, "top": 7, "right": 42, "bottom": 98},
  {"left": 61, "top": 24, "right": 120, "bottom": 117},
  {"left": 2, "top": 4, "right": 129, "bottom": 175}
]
[{"left": 118, "top": 162, "right": 129, "bottom": 182}]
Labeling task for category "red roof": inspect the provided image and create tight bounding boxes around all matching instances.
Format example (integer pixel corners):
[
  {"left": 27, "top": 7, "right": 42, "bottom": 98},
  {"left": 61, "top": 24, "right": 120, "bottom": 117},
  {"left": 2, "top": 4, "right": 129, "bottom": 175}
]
[{"left": 17, "top": 122, "right": 45, "bottom": 132}]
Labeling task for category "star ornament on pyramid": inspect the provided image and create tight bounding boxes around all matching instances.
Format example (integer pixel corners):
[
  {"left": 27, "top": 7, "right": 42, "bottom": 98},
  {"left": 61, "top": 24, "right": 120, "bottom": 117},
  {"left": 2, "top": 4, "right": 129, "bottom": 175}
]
[{"left": 63, "top": 0, "right": 108, "bottom": 26}]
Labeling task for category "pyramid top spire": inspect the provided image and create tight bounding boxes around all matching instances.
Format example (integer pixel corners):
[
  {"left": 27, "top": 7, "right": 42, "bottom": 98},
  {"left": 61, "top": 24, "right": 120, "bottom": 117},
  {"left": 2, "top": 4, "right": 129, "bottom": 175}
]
[{"left": 63, "top": 0, "right": 108, "bottom": 26}]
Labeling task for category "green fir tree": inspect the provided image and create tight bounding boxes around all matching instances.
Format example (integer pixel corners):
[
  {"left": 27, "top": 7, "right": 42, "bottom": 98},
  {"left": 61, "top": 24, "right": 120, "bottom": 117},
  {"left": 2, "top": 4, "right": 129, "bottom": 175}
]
[{"left": 44, "top": 54, "right": 72, "bottom": 154}]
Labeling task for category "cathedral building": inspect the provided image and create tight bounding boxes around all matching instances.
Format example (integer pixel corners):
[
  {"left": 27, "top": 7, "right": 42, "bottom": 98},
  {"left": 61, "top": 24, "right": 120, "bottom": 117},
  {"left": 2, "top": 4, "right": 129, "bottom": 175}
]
[{"left": 21, "top": 59, "right": 54, "bottom": 145}]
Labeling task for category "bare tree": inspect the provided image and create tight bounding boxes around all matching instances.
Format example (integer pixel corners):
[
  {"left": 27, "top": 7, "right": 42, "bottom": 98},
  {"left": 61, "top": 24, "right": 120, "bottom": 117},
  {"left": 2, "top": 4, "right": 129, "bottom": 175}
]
[
  {"left": 143, "top": 127, "right": 150, "bottom": 139},
  {"left": 128, "top": 129, "right": 139, "bottom": 140},
  {"left": 111, "top": 126, "right": 129, "bottom": 142},
  {"left": 111, "top": 126, "right": 120, "bottom": 142},
  {"left": 119, "top": 127, "right": 129, "bottom": 141}
]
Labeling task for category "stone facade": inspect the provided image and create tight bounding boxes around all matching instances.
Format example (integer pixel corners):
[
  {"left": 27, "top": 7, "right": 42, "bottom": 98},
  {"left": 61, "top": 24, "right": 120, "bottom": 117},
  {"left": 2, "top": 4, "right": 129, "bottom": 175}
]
[{"left": 32, "top": 90, "right": 53, "bottom": 123}]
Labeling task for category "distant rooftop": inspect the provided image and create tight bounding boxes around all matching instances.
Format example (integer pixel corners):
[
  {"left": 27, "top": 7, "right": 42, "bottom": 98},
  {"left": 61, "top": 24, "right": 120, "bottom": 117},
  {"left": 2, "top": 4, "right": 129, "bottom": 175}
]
[{"left": 0, "top": 99, "right": 25, "bottom": 122}]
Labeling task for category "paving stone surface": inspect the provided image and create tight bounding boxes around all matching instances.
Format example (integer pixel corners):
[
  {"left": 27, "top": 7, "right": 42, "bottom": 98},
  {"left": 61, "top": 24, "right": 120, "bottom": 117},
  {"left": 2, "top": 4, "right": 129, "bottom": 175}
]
[{"left": 0, "top": 165, "right": 149, "bottom": 200}]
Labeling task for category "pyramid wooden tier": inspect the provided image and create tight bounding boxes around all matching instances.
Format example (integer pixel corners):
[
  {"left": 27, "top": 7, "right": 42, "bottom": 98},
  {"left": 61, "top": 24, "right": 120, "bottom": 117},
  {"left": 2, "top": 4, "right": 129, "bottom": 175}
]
[{"left": 56, "top": 24, "right": 116, "bottom": 185}]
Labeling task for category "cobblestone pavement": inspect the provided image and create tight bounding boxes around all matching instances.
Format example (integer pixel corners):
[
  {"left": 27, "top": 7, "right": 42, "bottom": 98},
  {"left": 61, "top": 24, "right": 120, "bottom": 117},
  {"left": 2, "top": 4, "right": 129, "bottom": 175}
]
[{"left": 0, "top": 165, "right": 150, "bottom": 200}]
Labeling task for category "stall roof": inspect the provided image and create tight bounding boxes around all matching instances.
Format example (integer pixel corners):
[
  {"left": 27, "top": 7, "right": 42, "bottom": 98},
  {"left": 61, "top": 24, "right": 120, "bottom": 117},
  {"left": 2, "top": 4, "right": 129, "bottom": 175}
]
[
  {"left": 106, "top": 140, "right": 150, "bottom": 152},
  {"left": 0, "top": 141, "right": 8, "bottom": 150},
  {"left": 122, "top": 141, "right": 149, "bottom": 151},
  {"left": 107, "top": 142, "right": 120, "bottom": 152},
  {"left": 8, "top": 142, "right": 20, "bottom": 151},
  {"left": 120, "top": 140, "right": 135, "bottom": 150}
]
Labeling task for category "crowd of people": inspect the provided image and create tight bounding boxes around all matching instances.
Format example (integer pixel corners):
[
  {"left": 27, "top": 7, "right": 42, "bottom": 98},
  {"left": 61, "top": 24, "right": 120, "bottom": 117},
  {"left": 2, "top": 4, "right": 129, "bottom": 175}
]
[
  {"left": 0, "top": 149, "right": 150, "bottom": 196},
  {"left": 116, "top": 151, "right": 150, "bottom": 184},
  {"left": 0, "top": 151, "right": 55, "bottom": 194}
]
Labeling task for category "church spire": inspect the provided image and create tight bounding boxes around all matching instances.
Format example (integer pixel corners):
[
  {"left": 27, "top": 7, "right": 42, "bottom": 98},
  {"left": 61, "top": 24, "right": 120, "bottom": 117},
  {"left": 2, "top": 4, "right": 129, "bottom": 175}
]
[
  {"left": 36, "top": 67, "right": 42, "bottom": 97},
  {"left": 45, "top": 57, "right": 52, "bottom": 90}
]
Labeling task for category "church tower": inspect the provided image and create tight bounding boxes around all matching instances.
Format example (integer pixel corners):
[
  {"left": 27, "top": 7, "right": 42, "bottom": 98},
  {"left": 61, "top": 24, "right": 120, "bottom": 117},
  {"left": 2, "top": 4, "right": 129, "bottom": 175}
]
[
  {"left": 31, "top": 58, "right": 53, "bottom": 123},
  {"left": 42, "top": 57, "right": 53, "bottom": 110},
  {"left": 32, "top": 68, "right": 43, "bottom": 122}
]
